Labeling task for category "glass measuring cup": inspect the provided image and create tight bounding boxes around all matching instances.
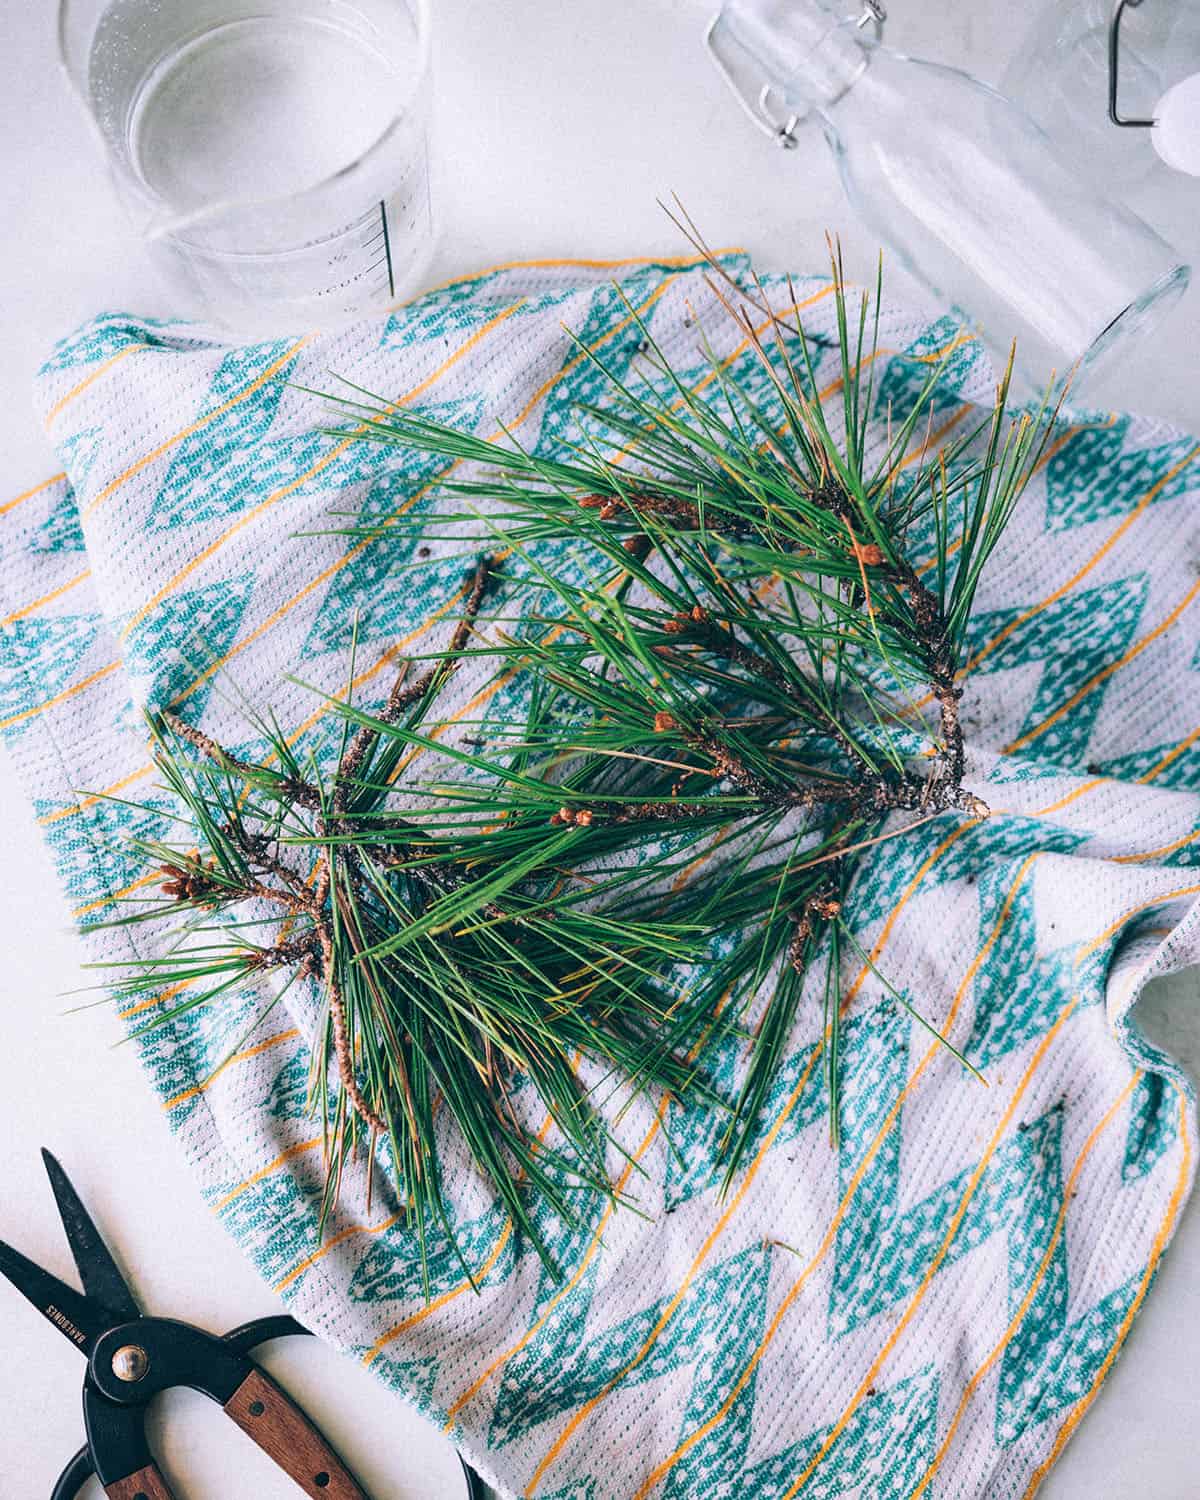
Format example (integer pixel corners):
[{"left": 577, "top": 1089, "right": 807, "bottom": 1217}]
[{"left": 59, "top": 0, "right": 434, "bottom": 332}]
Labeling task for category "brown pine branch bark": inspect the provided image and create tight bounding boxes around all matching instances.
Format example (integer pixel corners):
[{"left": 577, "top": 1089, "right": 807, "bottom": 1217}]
[
  {"left": 155, "top": 557, "right": 496, "bottom": 1143},
  {"left": 578, "top": 474, "right": 979, "bottom": 815},
  {"left": 334, "top": 554, "right": 493, "bottom": 809},
  {"left": 161, "top": 711, "right": 322, "bottom": 809}
]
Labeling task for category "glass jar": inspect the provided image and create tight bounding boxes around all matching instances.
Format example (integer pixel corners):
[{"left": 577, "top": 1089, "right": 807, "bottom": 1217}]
[{"left": 59, "top": 0, "right": 435, "bottom": 333}]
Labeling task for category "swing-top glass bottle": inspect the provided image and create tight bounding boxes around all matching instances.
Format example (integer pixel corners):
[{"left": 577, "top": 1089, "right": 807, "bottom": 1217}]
[{"left": 709, "top": 0, "right": 1189, "bottom": 394}]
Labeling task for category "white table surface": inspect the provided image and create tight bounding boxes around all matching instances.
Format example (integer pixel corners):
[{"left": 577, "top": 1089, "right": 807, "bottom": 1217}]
[{"left": 1, "top": 2, "right": 1197, "bottom": 1495}]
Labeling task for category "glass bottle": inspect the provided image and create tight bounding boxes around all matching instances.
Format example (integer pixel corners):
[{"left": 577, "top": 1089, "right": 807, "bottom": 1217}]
[
  {"left": 707, "top": 0, "right": 1189, "bottom": 394},
  {"left": 1003, "top": 0, "right": 1200, "bottom": 190}
]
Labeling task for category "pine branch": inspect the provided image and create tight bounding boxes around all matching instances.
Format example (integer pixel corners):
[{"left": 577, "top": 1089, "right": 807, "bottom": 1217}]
[
  {"left": 161, "top": 710, "right": 322, "bottom": 810},
  {"left": 308, "top": 242, "right": 1053, "bottom": 1168},
  {"left": 92, "top": 246, "right": 1058, "bottom": 1279},
  {"left": 98, "top": 559, "right": 710, "bottom": 1280}
]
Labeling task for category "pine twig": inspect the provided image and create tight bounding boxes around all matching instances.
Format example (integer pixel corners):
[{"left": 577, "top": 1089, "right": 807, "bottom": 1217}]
[
  {"left": 334, "top": 555, "right": 493, "bottom": 805},
  {"left": 161, "top": 710, "right": 322, "bottom": 809},
  {"left": 96, "top": 249, "right": 1049, "bottom": 1271}
]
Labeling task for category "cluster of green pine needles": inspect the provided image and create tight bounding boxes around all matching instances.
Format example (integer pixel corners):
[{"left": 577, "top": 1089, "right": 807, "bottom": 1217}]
[{"left": 90, "top": 246, "right": 1059, "bottom": 1281}]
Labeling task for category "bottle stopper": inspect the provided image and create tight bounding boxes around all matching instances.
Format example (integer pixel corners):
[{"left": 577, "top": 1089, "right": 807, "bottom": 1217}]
[{"left": 1152, "top": 72, "right": 1200, "bottom": 175}]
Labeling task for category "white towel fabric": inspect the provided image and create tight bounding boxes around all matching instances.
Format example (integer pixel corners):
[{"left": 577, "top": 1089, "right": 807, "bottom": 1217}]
[{"left": 1, "top": 253, "right": 1197, "bottom": 1499}]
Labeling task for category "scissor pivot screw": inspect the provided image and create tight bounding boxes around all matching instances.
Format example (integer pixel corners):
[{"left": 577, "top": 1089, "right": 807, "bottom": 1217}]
[{"left": 111, "top": 1343, "right": 150, "bottom": 1382}]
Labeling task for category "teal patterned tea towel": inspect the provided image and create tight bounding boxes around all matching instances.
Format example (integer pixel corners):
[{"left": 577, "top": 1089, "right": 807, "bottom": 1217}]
[{"left": 2, "top": 253, "right": 1198, "bottom": 1499}]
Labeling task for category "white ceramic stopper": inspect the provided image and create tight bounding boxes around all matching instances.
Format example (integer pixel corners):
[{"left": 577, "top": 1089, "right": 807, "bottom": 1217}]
[{"left": 1152, "top": 71, "right": 1200, "bottom": 175}]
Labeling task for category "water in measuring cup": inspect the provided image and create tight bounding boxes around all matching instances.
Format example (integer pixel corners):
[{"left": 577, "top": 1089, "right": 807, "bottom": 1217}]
[
  {"left": 132, "top": 17, "right": 405, "bottom": 210},
  {"left": 86, "top": 1, "right": 432, "bottom": 327}
]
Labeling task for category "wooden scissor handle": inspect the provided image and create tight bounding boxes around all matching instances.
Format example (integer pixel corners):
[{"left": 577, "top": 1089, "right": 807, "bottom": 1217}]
[
  {"left": 224, "top": 1367, "right": 368, "bottom": 1499},
  {"left": 104, "top": 1463, "right": 176, "bottom": 1500}
]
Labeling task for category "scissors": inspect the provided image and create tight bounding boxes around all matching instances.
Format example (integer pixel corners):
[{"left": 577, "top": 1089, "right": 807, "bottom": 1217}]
[{"left": 0, "top": 1150, "right": 488, "bottom": 1500}]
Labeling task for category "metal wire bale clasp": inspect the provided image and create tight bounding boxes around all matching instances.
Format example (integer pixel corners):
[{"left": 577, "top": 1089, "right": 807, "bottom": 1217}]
[
  {"left": 704, "top": 2, "right": 887, "bottom": 149},
  {"left": 1110, "top": 0, "right": 1157, "bottom": 127}
]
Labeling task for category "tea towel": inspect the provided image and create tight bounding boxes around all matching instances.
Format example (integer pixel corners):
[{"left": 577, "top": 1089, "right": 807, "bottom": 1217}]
[{"left": 2, "top": 253, "right": 1198, "bottom": 1499}]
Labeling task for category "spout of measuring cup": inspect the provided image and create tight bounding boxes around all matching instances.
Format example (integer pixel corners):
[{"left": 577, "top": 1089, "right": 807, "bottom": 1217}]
[
  {"left": 56, "top": 0, "right": 90, "bottom": 105},
  {"left": 56, "top": 0, "right": 118, "bottom": 157},
  {"left": 56, "top": 0, "right": 209, "bottom": 242}
]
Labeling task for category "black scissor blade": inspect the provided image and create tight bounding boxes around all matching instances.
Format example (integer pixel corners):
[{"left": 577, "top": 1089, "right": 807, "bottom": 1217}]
[
  {"left": 41, "top": 1150, "right": 138, "bottom": 1322},
  {"left": 0, "top": 1235, "right": 109, "bottom": 1356}
]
